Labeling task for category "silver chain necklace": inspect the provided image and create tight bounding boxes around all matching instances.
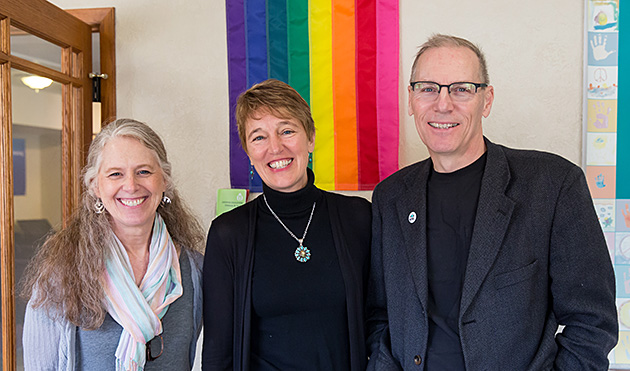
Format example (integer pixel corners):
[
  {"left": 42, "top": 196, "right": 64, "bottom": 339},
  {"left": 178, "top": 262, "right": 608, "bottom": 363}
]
[{"left": 263, "top": 194, "right": 316, "bottom": 263}]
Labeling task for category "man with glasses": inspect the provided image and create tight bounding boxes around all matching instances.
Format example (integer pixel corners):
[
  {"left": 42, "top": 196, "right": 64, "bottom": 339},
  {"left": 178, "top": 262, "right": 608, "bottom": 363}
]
[{"left": 367, "top": 34, "right": 617, "bottom": 370}]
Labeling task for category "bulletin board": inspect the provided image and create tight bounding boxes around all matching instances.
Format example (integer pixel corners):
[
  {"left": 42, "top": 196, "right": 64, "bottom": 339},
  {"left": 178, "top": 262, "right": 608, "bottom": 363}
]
[{"left": 583, "top": 0, "right": 626, "bottom": 367}]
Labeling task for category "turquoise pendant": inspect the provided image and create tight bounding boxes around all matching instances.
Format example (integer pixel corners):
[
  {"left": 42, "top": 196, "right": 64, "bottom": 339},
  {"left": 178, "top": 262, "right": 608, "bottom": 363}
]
[{"left": 294, "top": 245, "right": 311, "bottom": 263}]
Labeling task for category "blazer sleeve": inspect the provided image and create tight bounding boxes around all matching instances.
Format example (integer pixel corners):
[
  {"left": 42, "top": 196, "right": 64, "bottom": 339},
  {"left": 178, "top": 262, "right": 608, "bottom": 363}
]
[
  {"left": 550, "top": 166, "right": 618, "bottom": 370},
  {"left": 202, "top": 219, "right": 236, "bottom": 371},
  {"left": 366, "top": 186, "right": 402, "bottom": 371}
]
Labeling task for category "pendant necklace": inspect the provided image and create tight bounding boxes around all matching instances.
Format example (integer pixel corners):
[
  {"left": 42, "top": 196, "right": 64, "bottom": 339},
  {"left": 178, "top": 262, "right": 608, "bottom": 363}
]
[{"left": 263, "top": 194, "right": 316, "bottom": 263}]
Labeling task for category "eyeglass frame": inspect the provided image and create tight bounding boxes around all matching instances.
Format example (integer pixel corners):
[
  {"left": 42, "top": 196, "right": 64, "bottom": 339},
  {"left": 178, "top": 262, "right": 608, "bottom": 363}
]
[
  {"left": 146, "top": 334, "right": 164, "bottom": 361},
  {"left": 409, "top": 81, "right": 488, "bottom": 99}
]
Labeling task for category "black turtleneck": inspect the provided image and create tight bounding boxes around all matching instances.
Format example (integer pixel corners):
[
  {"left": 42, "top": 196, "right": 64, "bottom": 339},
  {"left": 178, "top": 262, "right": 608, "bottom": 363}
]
[
  {"left": 425, "top": 153, "right": 487, "bottom": 370},
  {"left": 250, "top": 169, "right": 350, "bottom": 370}
]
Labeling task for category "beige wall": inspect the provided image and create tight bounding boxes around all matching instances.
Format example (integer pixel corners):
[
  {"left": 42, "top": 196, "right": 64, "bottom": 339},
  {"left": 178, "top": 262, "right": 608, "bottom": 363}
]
[
  {"left": 48, "top": 0, "right": 585, "bottom": 228},
  {"left": 399, "top": 1, "right": 585, "bottom": 169},
  {"left": 50, "top": 0, "right": 231, "bottom": 230},
  {"left": 43, "top": 0, "right": 586, "bottom": 369}
]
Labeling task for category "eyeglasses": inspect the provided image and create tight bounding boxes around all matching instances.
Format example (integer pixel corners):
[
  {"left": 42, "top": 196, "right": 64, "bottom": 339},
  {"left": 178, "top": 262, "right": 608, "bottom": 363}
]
[
  {"left": 410, "top": 81, "right": 488, "bottom": 102},
  {"left": 146, "top": 335, "right": 164, "bottom": 361}
]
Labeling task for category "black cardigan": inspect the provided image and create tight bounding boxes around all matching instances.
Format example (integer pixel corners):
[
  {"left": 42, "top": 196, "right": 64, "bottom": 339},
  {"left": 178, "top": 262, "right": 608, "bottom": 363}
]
[{"left": 202, "top": 188, "right": 371, "bottom": 371}]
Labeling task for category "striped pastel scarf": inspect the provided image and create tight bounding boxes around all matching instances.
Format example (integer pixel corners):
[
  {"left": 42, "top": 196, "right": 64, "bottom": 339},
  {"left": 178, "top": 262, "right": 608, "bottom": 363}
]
[{"left": 103, "top": 213, "right": 183, "bottom": 371}]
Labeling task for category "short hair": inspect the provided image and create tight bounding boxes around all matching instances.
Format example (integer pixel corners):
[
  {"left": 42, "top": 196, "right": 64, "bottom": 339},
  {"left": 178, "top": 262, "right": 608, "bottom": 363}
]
[
  {"left": 83, "top": 118, "right": 174, "bottom": 197},
  {"left": 235, "top": 79, "right": 315, "bottom": 152},
  {"left": 410, "top": 34, "right": 490, "bottom": 84}
]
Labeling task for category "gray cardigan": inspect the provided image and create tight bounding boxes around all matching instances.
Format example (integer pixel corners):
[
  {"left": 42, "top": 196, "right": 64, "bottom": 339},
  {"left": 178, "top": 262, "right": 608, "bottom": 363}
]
[{"left": 22, "top": 250, "right": 203, "bottom": 371}]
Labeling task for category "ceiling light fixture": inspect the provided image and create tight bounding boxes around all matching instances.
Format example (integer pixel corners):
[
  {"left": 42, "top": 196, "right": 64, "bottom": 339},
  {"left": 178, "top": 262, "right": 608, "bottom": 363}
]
[{"left": 21, "top": 75, "right": 53, "bottom": 92}]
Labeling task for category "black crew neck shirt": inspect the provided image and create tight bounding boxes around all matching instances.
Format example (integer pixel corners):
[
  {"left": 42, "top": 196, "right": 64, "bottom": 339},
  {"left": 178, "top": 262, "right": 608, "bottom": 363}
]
[{"left": 425, "top": 153, "right": 486, "bottom": 370}]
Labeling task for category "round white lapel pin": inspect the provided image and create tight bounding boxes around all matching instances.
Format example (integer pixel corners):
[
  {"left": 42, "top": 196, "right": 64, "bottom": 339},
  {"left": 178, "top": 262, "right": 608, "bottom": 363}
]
[{"left": 408, "top": 211, "right": 417, "bottom": 224}]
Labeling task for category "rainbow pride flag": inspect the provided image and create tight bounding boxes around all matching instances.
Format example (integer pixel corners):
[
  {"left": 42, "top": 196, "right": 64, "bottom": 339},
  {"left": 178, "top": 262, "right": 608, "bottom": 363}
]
[{"left": 227, "top": 0, "right": 399, "bottom": 191}]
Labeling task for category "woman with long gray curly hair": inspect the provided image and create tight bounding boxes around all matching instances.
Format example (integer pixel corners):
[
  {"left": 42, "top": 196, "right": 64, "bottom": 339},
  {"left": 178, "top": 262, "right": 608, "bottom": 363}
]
[{"left": 22, "top": 118, "right": 204, "bottom": 370}]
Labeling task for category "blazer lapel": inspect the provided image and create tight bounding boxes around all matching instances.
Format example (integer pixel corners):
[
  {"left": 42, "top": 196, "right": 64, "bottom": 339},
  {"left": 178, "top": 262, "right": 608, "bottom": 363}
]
[
  {"left": 460, "top": 141, "right": 515, "bottom": 316},
  {"left": 397, "top": 160, "right": 432, "bottom": 309}
]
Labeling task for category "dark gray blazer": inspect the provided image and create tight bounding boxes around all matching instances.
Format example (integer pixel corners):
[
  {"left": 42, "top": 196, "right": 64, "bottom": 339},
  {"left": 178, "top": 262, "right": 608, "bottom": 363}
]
[{"left": 367, "top": 139, "right": 617, "bottom": 370}]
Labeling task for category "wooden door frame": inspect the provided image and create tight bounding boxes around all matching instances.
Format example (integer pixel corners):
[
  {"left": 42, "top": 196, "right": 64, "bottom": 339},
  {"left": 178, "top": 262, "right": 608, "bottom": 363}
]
[
  {"left": 67, "top": 8, "right": 116, "bottom": 123},
  {"left": 0, "top": 1, "right": 98, "bottom": 369}
]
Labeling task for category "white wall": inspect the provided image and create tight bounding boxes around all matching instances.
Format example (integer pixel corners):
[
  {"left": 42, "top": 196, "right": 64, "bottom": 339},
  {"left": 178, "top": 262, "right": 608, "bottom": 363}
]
[{"left": 47, "top": 0, "right": 585, "bottom": 226}]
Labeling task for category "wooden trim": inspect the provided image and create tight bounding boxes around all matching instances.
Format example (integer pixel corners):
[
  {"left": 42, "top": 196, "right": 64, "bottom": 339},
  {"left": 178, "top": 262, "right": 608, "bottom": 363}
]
[
  {"left": 0, "top": 17, "right": 8, "bottom": 55},
  {"left": 67, "top": 8, "right": 116, "bottom": 123},
  {"left": 98, "top": 9, "right": 116, "bottom": 122},
  {"left": 61, "top": 48, "right": 72, "bottom": 223},
  {"left": 0, "top": 60, "right": 16, "bottom": 371},
  {"left": 2, "top": 52, "right": 83, "bottom": 85},
  {"left": 72, "top": 48, "right": 89, "bottom": 213},
  {"left": 66, "top": 8, "right": 112, "bottom": 31},
  {"left": 0, "top": 1, "right": 94, "bottom": 368},
  {"left": 0, "top": 16, "right": 16, "bottom": 371},
  {"left": 73, "top": 84, "right": 85, "bottom": 210},
  {"left": 2, "top": 0, "right": 91, "bottom": 50}
]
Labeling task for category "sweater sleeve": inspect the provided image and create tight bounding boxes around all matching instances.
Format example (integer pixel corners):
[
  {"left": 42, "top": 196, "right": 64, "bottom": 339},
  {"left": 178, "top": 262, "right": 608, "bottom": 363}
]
[
  {"left": 23, "top": 300, "right": 74, "bottom": 371},
  {"left": 188, "top": 250, "right": 204, "bottom": 367},
  {"left": 202, "top": 219, "right": 236, "bottom": 371}
]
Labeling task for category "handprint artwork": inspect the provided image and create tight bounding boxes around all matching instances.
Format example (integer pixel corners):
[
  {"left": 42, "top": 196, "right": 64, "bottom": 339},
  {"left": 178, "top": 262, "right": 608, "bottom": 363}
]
[
  {"left": 586, "top": 167, "right": 615, "bottom": 199},
  {"left": 588, "top": 100, "right": 617, "bottom": 132},
  {"left": 588, "top": 31, "right": 618, "bottom": 66},
  {"left": 622, "top": 204, "right": 630, "bottom": 228},
  {"left": 593, "top": 101, "right": 610, "bottom": 128},
  {"left": 593, "top": 101, "right": 612, "bottom": 129},
  {"left": 596, "top": 173, "right": 607, "bottom": 188},
  {"left": 591, "top": 34, "right": 616, "bottom": 61}
]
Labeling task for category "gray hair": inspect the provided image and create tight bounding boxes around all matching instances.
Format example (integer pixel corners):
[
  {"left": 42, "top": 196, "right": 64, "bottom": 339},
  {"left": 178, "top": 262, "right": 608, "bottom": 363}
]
[
  {"left": 410, "top": 34, "right": 490, "bottom": 84},
  {"left": 83, "top": 118, "right": 173, "bottom": 201}
]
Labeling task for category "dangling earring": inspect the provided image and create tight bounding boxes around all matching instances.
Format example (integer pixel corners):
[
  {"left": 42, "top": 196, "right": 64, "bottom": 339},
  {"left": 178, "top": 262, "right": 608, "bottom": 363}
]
[
  {"left": 94, "top": 199, "right": 105, "bottom": 214},
  {"left": 161, "top": 194, "right": 171, "bottom": 207}
]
